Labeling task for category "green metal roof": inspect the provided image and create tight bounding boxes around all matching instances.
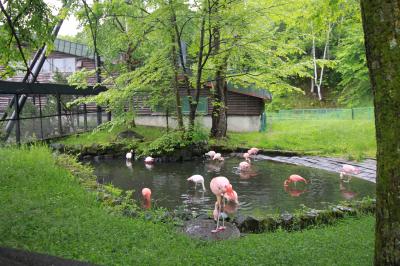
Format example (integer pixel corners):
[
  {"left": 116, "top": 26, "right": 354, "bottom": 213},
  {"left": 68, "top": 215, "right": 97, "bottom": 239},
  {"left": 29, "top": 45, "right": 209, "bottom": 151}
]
[
  {"left": 226, "top": 81, "right": 272, "bottom": 101},
  {"left": 53, "top": 39, "right": 95, "bottom": 59},
  {"left": 0, "top": 80, "right": 106, "bottom": 95}
]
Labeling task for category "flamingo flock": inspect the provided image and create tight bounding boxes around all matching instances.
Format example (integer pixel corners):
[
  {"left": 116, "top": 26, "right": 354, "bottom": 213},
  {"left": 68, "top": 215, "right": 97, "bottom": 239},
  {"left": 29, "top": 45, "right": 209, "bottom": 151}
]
[{"left": 125, "top": 148, "right": 361, "bottom": 233}]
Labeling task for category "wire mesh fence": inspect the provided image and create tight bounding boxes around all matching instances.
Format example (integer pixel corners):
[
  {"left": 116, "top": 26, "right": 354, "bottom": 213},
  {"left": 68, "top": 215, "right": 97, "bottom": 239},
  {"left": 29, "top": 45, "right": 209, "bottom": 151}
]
[
  {"left": 266, "top": 107, "right": 374, "bottom": 121},
  {"left": 0, "top": 81, "right": 109, "bottom": 145}
]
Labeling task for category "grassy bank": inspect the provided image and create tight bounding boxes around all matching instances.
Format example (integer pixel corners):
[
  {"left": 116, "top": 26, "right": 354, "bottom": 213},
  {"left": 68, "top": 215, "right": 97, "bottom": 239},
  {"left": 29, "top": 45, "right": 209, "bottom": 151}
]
[
  {"left": 0, "top": 146, "right": 374, "bottom": 265},
  {"left": 218, "top": 120, "right": 376, "bottom": 159}
]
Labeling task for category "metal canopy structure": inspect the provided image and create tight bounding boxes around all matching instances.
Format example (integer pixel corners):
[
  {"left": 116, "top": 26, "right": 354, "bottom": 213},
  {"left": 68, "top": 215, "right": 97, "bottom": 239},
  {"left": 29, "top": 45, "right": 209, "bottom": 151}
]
[
  {"left": 0, "top": 80, "right": 107, "bottom": 95},
  {"left": 53, "top": 39, "right": 95, "bottom": 59}
]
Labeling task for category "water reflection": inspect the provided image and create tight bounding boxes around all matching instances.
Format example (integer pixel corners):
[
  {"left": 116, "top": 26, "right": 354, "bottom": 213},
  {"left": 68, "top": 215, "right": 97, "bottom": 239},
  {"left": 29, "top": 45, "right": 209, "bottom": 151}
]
[
  {"left": 340, "top": 180, "right": 357, "bottom": 200},
  {"left": 92, "top": 157, "right": 375, "bottom": 217}
]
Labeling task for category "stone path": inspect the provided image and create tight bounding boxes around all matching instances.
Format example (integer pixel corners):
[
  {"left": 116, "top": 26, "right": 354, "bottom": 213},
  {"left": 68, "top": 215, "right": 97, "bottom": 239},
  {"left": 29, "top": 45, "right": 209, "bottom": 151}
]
[{"left": 232, "top": 153, "right": 376, "bottom": 183}]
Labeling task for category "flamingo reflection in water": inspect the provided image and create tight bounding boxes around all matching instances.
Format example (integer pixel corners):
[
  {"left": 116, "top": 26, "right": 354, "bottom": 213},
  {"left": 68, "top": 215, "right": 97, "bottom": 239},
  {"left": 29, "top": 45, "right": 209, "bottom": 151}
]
[
  {"left": 339, "top": 180, "right": 357, "bottom": 200},
  {"left": 205, "top": 161, "right": 224, "bottom": 173},
  {"left": 284, "top": 185, "right": 308, "bottom": 197}
]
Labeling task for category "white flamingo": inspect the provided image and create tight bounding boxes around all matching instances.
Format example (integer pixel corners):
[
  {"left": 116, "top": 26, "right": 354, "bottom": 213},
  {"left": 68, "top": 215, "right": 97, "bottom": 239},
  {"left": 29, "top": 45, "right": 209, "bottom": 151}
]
[{"left": 187, "top": 175, "right": 206, "bottom": 191}]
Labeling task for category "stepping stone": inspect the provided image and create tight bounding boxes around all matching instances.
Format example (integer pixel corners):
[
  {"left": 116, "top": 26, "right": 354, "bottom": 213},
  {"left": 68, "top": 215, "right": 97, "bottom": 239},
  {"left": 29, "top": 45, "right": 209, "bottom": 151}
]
[{"left": 182, "top": 218, "right": 240, "bottom": 241}]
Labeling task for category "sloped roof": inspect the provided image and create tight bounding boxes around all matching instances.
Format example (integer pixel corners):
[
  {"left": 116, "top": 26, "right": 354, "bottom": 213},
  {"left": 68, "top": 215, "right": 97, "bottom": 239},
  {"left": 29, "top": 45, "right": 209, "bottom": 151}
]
[
  {"left": 53, "top": 39, "right": 95, "bottom": 59},
  {"left": 227, "top": 81, "right": 272, "bottom": 101}
]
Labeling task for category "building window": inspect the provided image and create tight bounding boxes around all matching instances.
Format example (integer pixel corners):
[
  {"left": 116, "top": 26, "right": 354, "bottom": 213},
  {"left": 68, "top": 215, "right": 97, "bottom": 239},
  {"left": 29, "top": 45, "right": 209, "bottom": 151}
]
[
  {"left": 39, "top": 58, "right": 76, "bottom": 73},
  {"left": 53, "top": 58, "right": 76, "bottom": 72},
  {"left": 182, "top": 96, "right": 208, "bottom": 114}
]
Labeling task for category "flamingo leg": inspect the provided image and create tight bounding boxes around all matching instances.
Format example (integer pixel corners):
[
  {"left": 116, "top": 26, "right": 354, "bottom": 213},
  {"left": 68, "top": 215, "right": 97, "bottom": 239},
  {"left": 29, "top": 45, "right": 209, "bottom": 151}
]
[
  {"left": 219, "top": 196, "right": 226, "bottom": 230},
  {"left": 212, "top": 202, "right": 221, "bottom": 233}
]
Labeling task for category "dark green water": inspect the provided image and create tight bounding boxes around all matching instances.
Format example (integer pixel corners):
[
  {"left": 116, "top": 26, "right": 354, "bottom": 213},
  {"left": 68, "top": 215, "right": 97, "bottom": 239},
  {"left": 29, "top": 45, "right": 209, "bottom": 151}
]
[{"left": 92, "top": 157, "right": 375, "bottom": 218}]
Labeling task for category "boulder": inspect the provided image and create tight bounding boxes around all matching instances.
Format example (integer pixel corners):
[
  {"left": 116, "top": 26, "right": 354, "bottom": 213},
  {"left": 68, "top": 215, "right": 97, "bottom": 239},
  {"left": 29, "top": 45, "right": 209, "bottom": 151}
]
[
  {"left": 117, "top": 130, "right": 144, "bottom": 140},
  {"left": 182, "top": 218, "right": 240, "bottom": 241},
  {"left": 234, "top": 215, "right": 263, "bottom": 233}
]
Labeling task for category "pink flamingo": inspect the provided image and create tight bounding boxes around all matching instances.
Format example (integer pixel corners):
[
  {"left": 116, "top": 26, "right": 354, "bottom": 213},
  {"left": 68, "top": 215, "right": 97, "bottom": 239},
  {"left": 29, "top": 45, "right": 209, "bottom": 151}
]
[
  {"left": 243, "top": 152, "right": 250, "bottom": 160},
  {"left": 144, "top": 156, "right": 155, "bottom": 164},
  {"left": 213, "top": 153, "right": 224, "bottom": 161},
  {"left": 210, "top": 176, "right": 235, "bottom": 233},
  {"left": 223, "top": 189, "right": 239, "bottom": 204},
  {"left": 205, "top": 151, "right": 216, "bottom": 159},
  {"left": 284, "top": 174, "right": 308, "bottom": 187},
  {"left": 248, "top": 147, "right": 259, "bottom": 155},
  {"left": 340, "top": 164, "right": 361, "bottom": 182},
  {"left": 187, "top": 175, "right": 206, "bottom": 191},
  {"left": 142, "top": 188, "right": 152, "bottom": 209},
  {"left": 239, "top": 158, "right": 251, "bottom": 172}
]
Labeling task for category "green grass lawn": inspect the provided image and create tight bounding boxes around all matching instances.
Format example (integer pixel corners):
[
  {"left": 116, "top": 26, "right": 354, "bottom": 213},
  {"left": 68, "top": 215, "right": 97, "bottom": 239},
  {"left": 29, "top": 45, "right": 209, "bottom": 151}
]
[
  {"left": 222, "top": 120, "right": 376, "bottom": 159},
  {"left": 0, "top": 146, "right": 375, "bottom": 265},
  {"left": 57, "top": 125, "right": 166, "bottom": 146}
]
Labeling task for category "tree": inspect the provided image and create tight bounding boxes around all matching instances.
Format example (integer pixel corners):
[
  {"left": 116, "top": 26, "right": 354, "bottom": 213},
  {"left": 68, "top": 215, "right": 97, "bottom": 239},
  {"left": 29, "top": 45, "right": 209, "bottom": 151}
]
[
  {"left": 0, "top": 0, "right": 55, "bottom": 78},
  {"left": 360, "top": 1, "right": 400, "bottom": 264}
]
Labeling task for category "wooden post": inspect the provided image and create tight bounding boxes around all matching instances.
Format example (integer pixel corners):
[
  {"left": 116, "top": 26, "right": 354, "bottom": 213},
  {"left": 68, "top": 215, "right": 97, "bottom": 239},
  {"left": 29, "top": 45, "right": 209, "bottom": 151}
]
[
  {"left": 56, "top": 93, "right": 63, "bottom": 136},
  {"left": 14, "top": 94, "right": 20, "bottom": 145}
]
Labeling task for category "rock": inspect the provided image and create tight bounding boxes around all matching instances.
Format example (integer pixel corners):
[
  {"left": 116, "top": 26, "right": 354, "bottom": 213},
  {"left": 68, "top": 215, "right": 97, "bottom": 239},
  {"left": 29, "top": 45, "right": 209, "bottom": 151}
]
[
  {"left": 260, "top": 217, "right": 280, "bottom": 232},
  {"left": 82, "top": 155, "right": 92, "bottom": 161},
  {"left": 235, "top": 215, "right": 263, "bottom": 233},
  {"left": 117, "top": 130, "right": 144, "bottom": 140},
  {"left": 182, "top": 218, "right": 240, "bottom": 241},
  {"left": 49, "top": 143, "right": 64, "bottom": 152},
  {"left": 336, "top": 205, "right": 355, "bottom": 213},
  {"left": 195, "top": 213, "right": 210, "bottom": 220},
  {"left": 103, "top": 154, "right": 114, "bottom": 160},
  {"left": 86, "top": 144, "right": 100, "bottom": 155},
  {"left": 280, "top": 212, "right": 294, "bottom": 229}
]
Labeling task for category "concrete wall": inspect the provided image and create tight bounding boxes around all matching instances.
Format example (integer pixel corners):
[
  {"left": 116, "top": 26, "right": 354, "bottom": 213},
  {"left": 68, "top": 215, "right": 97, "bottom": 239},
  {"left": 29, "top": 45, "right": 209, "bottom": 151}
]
[{"left": 135, "top": 115, "right": 261, "bottom": 132}]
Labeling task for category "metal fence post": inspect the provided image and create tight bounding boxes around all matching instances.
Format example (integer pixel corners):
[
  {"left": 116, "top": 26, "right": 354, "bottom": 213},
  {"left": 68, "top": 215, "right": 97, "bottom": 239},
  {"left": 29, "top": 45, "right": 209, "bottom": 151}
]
[
  {"left": 39, "top": 94, "right": 43, "bottom": 139},
  {"left": 56, "top": 93, "right": 63, "bottom": 136},
  {"left": 83, "top": 104, "right": 88, "bottom": 131},
  {"left": 97, "top": 106, "right": 102, "bottom": 125},
  {"left": 76, "top": 105, "right": 80, "bottom": 128},
  {"left": 15, "top": 94, "right": 20, "bottom": 145}
]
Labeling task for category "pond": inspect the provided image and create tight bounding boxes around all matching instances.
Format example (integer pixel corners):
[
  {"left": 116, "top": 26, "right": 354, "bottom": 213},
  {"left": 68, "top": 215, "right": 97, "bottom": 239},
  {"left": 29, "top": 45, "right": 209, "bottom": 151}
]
[{"left": 92, "top": 156, "right": 375, "bottom": 218}]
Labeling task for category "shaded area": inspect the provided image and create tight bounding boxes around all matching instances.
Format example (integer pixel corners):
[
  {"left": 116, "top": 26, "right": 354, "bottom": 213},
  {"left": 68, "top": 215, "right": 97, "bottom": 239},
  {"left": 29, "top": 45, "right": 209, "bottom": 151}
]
[{"left": 0, "top": 247, "right": 96, "bottom": 266}]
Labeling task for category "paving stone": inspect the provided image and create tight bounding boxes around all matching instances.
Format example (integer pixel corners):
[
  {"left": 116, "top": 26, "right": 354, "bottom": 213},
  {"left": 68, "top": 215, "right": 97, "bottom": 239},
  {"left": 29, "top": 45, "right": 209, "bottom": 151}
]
[{"left": 259, "top": 155, "right": 376, "bottom": 183}]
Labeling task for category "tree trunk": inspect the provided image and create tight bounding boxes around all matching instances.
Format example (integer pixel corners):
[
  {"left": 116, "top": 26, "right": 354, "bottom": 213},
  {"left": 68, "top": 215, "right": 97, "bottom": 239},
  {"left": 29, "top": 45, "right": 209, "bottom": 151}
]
[
  {"left": 210, "top": 0, "right": 228, "bottom": 139},
  {"left": 211, "top": 60, "right": 228, "bottom": 138},
  {"left": 360, "top": 1, "right": 400, "bottom": 265},
  {"left": 170, "top": 24, "right": 184, "bottom": 131}
]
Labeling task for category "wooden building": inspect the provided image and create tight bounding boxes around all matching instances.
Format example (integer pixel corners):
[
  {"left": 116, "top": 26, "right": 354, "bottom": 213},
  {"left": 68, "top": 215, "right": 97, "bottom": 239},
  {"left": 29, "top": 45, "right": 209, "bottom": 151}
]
[{"left": 1, "top": 39, "right": 271, "bottom": 132}]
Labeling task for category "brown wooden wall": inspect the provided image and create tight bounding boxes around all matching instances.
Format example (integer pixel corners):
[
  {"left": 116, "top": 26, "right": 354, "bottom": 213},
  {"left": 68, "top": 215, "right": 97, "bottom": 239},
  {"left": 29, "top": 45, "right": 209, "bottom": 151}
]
[{"left": 133, "top": 88, "right": 265, "bottom": 116}]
